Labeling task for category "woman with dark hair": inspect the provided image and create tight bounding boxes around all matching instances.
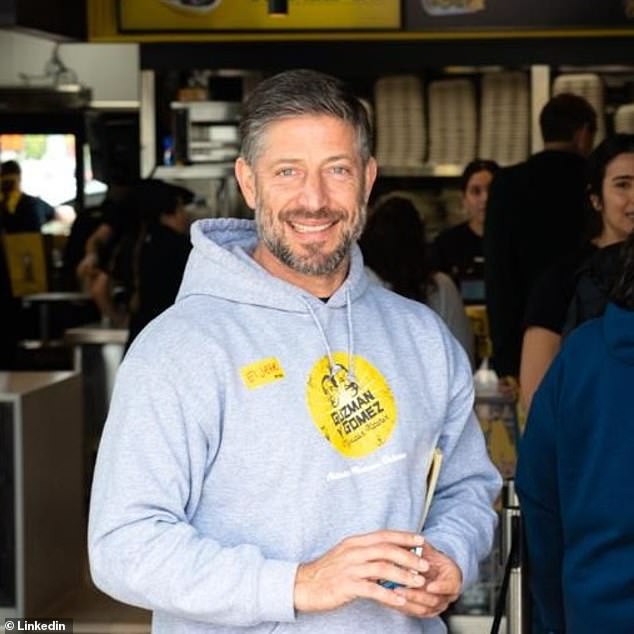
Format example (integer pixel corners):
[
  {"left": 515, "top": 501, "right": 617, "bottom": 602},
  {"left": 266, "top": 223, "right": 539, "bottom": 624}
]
[
  {"left": 516, "top": 229, "right": 634, "bottom": 633},
  {"left": 431, "top": 159, "right": 499, "bottom": 303},
  {"left": 360, "top": 195, "right": 474, "bottom": 366},
  {"left": 519, "top": 133, "right": 634, "bottom": 410}
]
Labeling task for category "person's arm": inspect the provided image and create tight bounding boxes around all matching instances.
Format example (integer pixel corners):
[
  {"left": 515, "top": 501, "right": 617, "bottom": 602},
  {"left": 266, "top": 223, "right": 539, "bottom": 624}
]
[
  {"left": 35, "top": 197, "right": 56, "bottom": 224},
  {"left": 519, "top": 326, "right": 561, "bottom": 413},
  {"left": 86, "top": 269, "right": 127, "bottom": 327},
  {"left": 516, "top": 357, "right": 566, "bottom": 632},
  {"left": 77, "top": 223, "right": 113, "bottom": 279},
  {"left": 89, "top": 356, "right": 299, "bottom": 625},
  {"left": 519, "top": 256, "right": 576, "bottom": 412}
]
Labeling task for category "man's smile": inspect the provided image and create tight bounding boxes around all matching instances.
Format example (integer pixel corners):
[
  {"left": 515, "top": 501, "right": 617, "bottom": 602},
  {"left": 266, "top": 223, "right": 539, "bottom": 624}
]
[{"left": 289, "top": 220, "right": 339, "bottom": 234}]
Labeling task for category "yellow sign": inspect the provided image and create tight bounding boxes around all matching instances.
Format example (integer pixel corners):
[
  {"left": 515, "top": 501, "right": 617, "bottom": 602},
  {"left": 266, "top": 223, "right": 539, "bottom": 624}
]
[
  {"left": 306, "top": 352, "right": 397, "bottom": 458},
  {"left": 118, "top": 0, "right": 400, "bottom": 31},
  {"left": 2, "top": 232, "right": 47, "bottom": 297},
  {"left": 240, "top": 356, "right": 285, "bottom": 389}
]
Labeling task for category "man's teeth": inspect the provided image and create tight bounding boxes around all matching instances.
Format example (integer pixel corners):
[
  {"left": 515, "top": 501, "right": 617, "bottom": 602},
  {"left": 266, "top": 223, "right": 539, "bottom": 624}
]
[{"left": 291, "top": 222, "right": 332, "bottom": 233}]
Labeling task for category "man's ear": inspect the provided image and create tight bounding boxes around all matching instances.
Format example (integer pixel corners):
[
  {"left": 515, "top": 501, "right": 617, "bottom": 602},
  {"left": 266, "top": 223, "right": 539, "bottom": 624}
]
[
  {"left": 234, "top": 157, "right": 257, "bottom": 210},
  {"left": 364, "top": 157, "right": 378, "bottom": 203}
]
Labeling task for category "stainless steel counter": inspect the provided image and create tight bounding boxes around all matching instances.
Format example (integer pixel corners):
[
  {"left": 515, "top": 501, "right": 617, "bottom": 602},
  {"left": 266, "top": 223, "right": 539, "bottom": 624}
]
[
  {"left": 65, "top": 323, "right": 129, "bottom": 346},
  {"left": 64, "top": 323, "right": 128, "bottom": 457},
  {"left": 21, "top": 292, "right": 94, "bottom": 343},
  {"left": 0, "top": 371, "right": 83, "bottom": 619}
]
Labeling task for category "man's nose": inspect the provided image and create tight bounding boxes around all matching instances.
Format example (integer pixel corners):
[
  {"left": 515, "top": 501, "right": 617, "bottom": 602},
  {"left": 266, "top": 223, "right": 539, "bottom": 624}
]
[{"left": 299, "top": 172, "right": 329, "bottom": 210}]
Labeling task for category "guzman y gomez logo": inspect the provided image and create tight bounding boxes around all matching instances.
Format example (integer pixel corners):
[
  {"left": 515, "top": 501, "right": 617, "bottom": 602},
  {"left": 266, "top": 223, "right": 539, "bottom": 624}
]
[{"left": 306, "top": 353, "right": 397, "bottom": 458}]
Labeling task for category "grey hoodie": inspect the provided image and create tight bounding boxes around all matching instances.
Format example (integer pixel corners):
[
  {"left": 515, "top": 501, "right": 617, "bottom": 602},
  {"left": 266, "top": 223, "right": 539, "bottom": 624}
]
[{"left": 89, "top": 218, "right": 501, "bottom": 633}]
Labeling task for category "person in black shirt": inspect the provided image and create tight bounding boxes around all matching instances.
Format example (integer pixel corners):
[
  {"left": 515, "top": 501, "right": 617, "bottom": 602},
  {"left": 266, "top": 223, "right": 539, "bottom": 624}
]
[
  {"left": 432, "top": 159, "right": 499, "bottom": 304},
  {"left": 0, "top": 160, "right": 53, "bottom": 233},
  {"left": 0, "top": 160, "right": 54, "bottom": 367},
  {"left": 125, "top": 179, "right": 192, "bottom": 349},
  {"left": 484, "top": 93, "right": 597, "bottom": 388}
]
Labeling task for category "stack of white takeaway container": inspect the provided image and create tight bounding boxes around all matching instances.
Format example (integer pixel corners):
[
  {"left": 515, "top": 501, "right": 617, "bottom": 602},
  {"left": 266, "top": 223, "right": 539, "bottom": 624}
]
[
  {"left": 427, "top": 78, "right": 478, "bottom": 167},
  {"left": 373, "top": 75, "right": 427, "bottom": 168},
  {"left": 614, "top": 103, "right": 634, "bottom": 134},
  {"left": 478, "top": 71, "right": 530, "bottom": 166}
]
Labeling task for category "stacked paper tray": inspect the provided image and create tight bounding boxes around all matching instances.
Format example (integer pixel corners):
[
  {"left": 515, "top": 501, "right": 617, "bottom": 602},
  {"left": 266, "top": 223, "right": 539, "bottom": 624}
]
[
  {"left": 478, "top": 71, "right": 530, "bottom": 166},
  {"left": 373, "top": 75, "right": 426, "bottom": 168},
  {"left": 552, "top": 73, "right": 606, "bottom": 144},
  {"left": 614, "top": 104, "right": 634, "bottom": 134},
  {"left": 427, "top": 78, "right": 477, "bottom": 166}
]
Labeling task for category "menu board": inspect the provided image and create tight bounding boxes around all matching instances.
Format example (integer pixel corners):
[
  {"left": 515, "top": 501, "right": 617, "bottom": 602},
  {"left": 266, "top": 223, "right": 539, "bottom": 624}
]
[
  {"left": 118, "top": 0, "right": 400, "bottom": 31},
  {"left": 404, "top": 0, "right": 634, "bottom": 31}
]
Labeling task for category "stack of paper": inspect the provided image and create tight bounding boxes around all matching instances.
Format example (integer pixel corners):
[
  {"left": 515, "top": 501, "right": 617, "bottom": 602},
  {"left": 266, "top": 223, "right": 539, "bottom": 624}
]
[{"left": 478, "top": 71, "right": 530, "bottom": 166}]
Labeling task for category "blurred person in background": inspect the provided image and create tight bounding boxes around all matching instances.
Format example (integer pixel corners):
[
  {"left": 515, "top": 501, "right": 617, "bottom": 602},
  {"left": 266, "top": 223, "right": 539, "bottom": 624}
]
[
  {"left": 63, "top": 168, "right": 136, "bottom": 291},
  {"left": 74, "top": 176, "right": 192, "bottom": 328},
  {"left": 0, "top": 160, "right": 55, "bottom": 367},
  {"left": 432, "top": 159, "right": 499, "bottom": 304},
  {"left": 516, "top": 229, "right": 634, "bottom": 633},
  {"left": 484, "top": 93, "right": 597, "bottom": 396},
  {"left": 0, "top": 159, "right": 54, "bottom": 232},
  {"left": 72, "top": 172, "right": 140, "bottom": 324},
  {"left": 519, "top": 133, "right": 634, "bottom": 411},
  {"left": 125, "top": 179, "right": 192, "bottom": 348},
  {"left": 360, "top": 195, "right": 474, "bottom": 367}
]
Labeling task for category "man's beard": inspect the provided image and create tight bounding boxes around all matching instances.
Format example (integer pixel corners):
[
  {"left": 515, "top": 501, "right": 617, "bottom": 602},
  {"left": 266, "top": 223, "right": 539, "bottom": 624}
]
[{"left": 255, "top": 204, "right": 367, "bottom": 276}]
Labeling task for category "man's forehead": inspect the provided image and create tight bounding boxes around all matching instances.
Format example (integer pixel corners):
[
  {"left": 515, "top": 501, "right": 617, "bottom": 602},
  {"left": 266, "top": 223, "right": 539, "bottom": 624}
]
[{"left": 255, "top": 115, "right": 358, "bottom": 160}]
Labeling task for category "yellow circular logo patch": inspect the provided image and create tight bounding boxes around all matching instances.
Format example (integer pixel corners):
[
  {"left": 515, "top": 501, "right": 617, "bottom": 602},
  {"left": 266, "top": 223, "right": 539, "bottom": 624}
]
[{"left": 306, "top": 352, "right": 397, "bottom": 458}]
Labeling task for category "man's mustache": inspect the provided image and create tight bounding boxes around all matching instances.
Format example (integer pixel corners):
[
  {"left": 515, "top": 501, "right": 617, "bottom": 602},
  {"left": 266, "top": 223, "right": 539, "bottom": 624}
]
[{"left": 279, "top": 208, "right": 346, "bottom": 223}]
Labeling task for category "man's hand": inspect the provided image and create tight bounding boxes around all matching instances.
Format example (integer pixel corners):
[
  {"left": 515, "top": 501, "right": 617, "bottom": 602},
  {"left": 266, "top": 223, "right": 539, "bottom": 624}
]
[
  {"left": 293, "top": 531, "right": 429, "bottom": 613},
  {"left": 392, "top": 540, "right": 462, "bottom": 618}
]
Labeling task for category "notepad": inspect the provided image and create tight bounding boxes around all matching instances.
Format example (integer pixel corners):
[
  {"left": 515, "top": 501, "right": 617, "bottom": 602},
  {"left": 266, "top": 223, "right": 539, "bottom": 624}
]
[
  {"left": 417, "top": 447, "right": 443, "bottom": 533},
  {"left": 379, "top": 446, "right": 443, "bottom": 589}
]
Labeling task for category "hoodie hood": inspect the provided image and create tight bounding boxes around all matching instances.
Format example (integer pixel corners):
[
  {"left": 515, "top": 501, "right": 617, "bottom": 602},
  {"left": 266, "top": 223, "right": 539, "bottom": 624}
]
[
  {"left": 603, "top": 302, "right": 634, "bottom": 365},
  {"left": 177, "top": 218, "right": 370, "bottom": 312}
]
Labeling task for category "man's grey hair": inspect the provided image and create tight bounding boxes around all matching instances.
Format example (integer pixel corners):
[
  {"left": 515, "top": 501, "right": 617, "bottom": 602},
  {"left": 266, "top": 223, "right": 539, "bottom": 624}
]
[{"left": 239, "top": 69, "right": 373, "bottom": 167}]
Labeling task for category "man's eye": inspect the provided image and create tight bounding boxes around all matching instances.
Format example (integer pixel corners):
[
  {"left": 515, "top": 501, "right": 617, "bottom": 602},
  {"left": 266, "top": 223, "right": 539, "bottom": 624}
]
[
  {"left": 331, "top": 165, "right": 350, "bottom": 175},
  {"left": 277, "top": 167, "right": 295, "bottom": 177}
]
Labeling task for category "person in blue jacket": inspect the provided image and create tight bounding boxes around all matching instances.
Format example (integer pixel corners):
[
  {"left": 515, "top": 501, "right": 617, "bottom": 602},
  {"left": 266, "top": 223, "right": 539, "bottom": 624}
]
[
  {"left": 88, "top": 69, "right": 501, "bottom": 634},
  {"left": 516, "top": 226, "right": 634, "bottom": 632}
]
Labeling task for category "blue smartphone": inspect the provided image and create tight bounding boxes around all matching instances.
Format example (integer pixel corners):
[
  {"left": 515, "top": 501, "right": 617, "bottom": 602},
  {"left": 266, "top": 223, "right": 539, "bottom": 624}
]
[{"left": 378, "top": 544, "right": 424, "bottom": 589}]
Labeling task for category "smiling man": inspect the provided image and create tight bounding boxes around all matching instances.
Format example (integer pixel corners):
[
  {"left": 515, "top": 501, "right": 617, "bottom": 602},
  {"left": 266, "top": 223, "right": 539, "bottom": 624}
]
[{"left": 89, "top": 69, "right": 501, "bottom": 634}]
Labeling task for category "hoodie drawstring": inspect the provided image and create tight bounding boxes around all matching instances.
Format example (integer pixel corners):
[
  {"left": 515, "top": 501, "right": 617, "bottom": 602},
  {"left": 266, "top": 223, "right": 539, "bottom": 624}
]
[
  {"left": 302, "top": 289, "right": 356, "bottom": 381},
  {"left": 345, "top": 288, "right": 356, "bottom": 381}
]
